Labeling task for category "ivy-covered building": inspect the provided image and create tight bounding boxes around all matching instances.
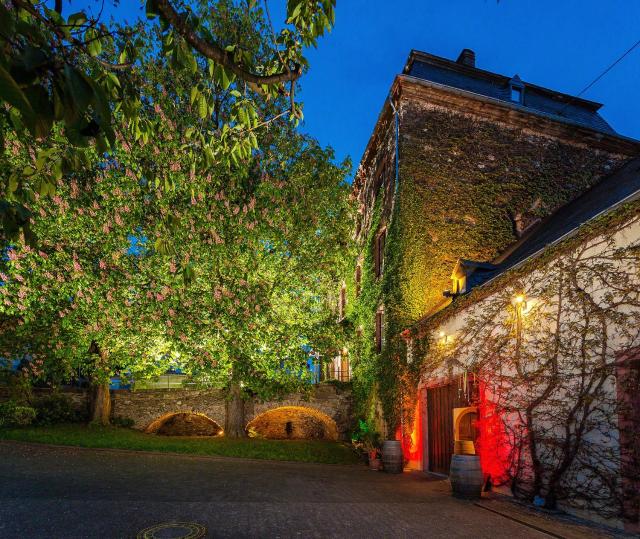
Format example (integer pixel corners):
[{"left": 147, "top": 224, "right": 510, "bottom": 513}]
[{"left": 345, "top": 48, "right": 640, "bottom": 529}]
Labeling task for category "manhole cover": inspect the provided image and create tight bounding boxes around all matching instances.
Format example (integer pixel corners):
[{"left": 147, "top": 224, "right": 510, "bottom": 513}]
[{"left": 136, "top": 522, "right": 206, "bottom": 539}]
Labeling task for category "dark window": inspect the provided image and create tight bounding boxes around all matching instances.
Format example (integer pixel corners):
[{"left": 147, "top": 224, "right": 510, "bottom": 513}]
[
  {"left": 374, "top": 229, "right": 386, "bottom": 279},
  {"left": 375, "top": 308, "right": 384, "bottom": 353},
  {"left": 511, "top": 86, "right": 523, "bottom": 103},
  {"left": 338, "top": 284, "right": 346, "bottom": 319}
]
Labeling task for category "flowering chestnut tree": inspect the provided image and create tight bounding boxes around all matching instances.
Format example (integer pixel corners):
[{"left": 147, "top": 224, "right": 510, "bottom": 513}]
[
  {"left": 0, "top": 23, "right": 353, "bottom": 429},
  {"left": 1, "top": 0, "right": 335, "bottom": 241}
]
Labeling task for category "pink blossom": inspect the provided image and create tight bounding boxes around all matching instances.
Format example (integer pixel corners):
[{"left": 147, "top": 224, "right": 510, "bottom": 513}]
[
  {"left": 70, "top": 180, "right": 79, "bottom": 198},
  {"left": 99, "top": 260, "right": 107, "bottom": 270}
]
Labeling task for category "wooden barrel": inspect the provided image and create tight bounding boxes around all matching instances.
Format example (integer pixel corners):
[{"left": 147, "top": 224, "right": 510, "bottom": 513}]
[
  {"left": 454, "top": 440, "right": 476, "bottom": 455},
  {"left": 382, "top": 440, "right": 403, "bottom": 473},
  {"left": 449, "top": 455, "right": 483, "bottom": 499}
]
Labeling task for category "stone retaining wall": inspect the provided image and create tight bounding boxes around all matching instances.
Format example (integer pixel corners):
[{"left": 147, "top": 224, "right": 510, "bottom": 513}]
[{"left": 1, "top": 383, "right": 353, "bottom": 439}]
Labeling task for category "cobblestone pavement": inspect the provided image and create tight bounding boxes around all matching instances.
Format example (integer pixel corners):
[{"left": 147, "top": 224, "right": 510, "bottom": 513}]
[{"left": 0, "top": 441, "right": 600, "bottom": 539}]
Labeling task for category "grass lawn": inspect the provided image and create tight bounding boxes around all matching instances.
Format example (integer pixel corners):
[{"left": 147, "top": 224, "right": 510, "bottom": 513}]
[{"left": 0, "top": 424, "right": 360, "bottom": 465}]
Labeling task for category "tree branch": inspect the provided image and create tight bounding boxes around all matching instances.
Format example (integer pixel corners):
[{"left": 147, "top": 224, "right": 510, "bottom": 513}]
[{"left": 155, "top": 0, "right": 302, "bottom": 85}]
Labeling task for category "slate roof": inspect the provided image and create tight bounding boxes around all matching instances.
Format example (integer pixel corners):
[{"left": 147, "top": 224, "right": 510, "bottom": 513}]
[
  {"left": 404, "top": 50, "right": 616, "bottom": 134},
  {"left": 462, "top": 158, "right": 640, "bottom": 290}
]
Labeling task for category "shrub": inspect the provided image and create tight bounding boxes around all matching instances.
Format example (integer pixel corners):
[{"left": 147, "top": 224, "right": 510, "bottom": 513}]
[
  {"left": 34, "top": 393, "right": 85, "bottom": 425},
  {"left": 0, "top": 400, "right": 37, "bottom": 427},
  {"left": 111, "top": 415, "right": 135, "bottom": 428}
]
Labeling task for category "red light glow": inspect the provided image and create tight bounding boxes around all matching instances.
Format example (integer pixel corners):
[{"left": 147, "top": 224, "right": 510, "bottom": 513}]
[{"left": 475, "top": 380, "right": 513, "bottom": 486}]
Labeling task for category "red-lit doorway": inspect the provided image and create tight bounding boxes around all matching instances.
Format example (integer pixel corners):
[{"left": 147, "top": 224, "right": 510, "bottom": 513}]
[{"left": 425, "top": 377, "right": 477, "bottom": 475}]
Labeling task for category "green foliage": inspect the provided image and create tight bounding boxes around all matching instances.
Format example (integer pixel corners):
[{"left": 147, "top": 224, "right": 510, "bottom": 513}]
[
  {"left": 0, "top": 0, "right": 336, "bottom": 242},
  {"left": 33, "top": 393, "right": 85, "bottom": 426},
  {"left": 351, "top": 419, "right": 380, "bottom": 452},
  {"left": 0, "top": 400, "right": 37, "bottom": 427},
  {"left": 0, "top": 45, "right": 354, "bottom": 404},
  {"left": 111, "top": 415, "right": 135, "bottom": 428},
  {"left": 0, "top": 424, "right": 359, "bottom": 464}
]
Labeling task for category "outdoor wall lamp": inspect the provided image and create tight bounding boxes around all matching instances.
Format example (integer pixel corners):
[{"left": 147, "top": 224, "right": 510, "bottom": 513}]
[{"left": 513, "top": 293, "right": 527, "bottom": 310}]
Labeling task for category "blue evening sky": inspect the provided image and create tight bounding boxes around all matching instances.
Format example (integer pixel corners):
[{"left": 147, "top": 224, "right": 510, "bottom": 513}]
[{"left": 77, "top": 0, "right": 640, "bottom": 171}]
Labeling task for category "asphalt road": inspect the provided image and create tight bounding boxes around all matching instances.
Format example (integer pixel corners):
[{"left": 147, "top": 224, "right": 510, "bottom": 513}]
[{"left": 0, "top": 441, "right": 565, "bottom": 538}]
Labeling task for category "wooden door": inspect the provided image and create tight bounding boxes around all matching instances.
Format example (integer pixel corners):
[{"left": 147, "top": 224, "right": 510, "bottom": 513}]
[{"left": 426, "top": 383, "right": 458, "bottom": 474}]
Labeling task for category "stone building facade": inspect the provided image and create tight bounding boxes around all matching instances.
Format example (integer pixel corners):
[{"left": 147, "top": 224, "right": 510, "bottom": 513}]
[{"left": 346, "top": 48, "right": 640, "bottom": 530}]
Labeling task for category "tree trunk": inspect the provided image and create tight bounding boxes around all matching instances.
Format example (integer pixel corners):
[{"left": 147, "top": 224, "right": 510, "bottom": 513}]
[
  {"left": 88, "top": 340, "right": 111, "bottom": 426},
  {"left": 225, "top": 382, "right": 247, "bottom": 438},
  {"left": 91, "top": 381, "right": 111, "bottom": 425}
]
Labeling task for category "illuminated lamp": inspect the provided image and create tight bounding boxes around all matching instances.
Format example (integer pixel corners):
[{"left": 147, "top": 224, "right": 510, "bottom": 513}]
[{"left": 513, "top": 293, "right": 527, "bottom": 310}]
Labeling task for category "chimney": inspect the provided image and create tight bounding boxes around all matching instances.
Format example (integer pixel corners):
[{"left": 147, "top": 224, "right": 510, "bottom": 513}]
[{"left": 456, "top": 49, "right": 476, "bottom": 68}]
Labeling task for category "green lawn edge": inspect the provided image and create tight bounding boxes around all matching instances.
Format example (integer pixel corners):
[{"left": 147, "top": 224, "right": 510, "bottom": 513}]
[{"left": 0, "top": 424, "right": 360, "bottom": 465}]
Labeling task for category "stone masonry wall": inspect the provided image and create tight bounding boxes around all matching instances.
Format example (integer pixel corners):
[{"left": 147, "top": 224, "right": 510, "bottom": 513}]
[{"left": 0, "top": 383, "right": 353, "bottom": 439}]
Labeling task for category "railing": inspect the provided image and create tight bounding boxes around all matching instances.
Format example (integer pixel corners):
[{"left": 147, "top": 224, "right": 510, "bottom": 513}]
[{"left": 320, "top": 365, "right": 351, "bottom": 383}]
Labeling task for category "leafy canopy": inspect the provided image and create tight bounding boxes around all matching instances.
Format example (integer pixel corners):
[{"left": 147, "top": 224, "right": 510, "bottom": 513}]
[{"left": 0, "top": 0, "right": 335, "bottom": 241}]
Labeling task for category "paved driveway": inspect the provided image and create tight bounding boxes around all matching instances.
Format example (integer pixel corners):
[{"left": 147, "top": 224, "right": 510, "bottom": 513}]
[{"left": 0, "top": 442, "right": 595, "bottom": 538}]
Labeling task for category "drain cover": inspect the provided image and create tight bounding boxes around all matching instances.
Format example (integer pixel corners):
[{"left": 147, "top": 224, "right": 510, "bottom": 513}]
[{"left": 136, "top": 522, "right": 206, "bottom": 539}]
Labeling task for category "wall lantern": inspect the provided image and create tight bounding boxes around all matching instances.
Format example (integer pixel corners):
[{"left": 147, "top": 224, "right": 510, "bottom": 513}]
[
  {"left": 512, "top": 293, "right": 527, "bottom": 310},
  {"left": 438, "top": 330, "right": 451, "bottom": 345}
]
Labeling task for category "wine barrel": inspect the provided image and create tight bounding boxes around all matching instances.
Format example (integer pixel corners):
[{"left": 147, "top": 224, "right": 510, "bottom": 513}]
[
  {"left": 449, "top": 455, "right": 483, "bottom": 499},
  {"left": 382, "top": 440, "right": 403, "bottom": 473},
  {"left": 454, "top": 440, "right": 476, "bottom": 455}
]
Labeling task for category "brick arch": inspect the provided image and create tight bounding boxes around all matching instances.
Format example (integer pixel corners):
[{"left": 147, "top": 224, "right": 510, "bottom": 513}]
[
  {"left": 246, "top": 405, "right": 339, "bottom": 441},
  {"left": 145, "top": 411, "right": 223, "bottom": 436}
]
